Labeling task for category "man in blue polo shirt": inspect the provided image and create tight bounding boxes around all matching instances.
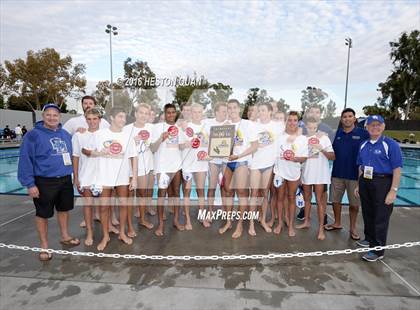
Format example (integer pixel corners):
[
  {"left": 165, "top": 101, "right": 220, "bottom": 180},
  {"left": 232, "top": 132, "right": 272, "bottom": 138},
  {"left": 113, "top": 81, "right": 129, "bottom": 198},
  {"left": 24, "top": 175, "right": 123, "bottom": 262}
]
[
  {"left": 18, "top": 103, "right": 80, "bottom": 261},
  {"left": 355, "top": 115, "right": 402, "bottom": 262},
  {"left": 326, "top": 108, "right": 369, "bottom": 240}
]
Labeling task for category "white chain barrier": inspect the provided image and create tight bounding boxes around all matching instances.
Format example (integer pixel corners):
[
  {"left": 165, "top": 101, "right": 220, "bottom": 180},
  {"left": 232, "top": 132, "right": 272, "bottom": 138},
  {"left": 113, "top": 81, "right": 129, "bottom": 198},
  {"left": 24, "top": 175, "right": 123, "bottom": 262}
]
[{"left": 0, "top": 241, "right": 419, "bottom": 261}]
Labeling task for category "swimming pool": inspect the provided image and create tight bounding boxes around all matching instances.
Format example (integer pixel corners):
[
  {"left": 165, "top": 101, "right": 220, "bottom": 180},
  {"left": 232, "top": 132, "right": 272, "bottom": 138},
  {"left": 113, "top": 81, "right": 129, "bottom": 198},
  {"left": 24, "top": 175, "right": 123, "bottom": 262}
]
[{"left": 0, "top": 146, "right": 418, "bottom": 206}]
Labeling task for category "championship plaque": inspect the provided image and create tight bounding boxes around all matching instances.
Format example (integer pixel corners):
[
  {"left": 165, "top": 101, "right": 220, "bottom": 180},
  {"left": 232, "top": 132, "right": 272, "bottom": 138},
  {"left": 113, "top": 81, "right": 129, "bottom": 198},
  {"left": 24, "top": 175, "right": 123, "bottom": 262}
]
[{"left": 208, "top": 125, "right": 235, "bottom": 158}]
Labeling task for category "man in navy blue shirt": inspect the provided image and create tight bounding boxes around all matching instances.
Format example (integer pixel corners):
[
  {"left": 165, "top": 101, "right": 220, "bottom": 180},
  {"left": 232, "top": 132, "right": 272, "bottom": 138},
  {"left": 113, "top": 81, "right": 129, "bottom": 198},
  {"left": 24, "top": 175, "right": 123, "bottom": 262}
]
[
  {"left": 355, "top": 115, "right": 402, "bottom": 262},
  {"left": 326, "top": 108, "right": 369, "bottom": 240},
  {"left": 18, "top": 104, "right": 80, "bottom": 261}
]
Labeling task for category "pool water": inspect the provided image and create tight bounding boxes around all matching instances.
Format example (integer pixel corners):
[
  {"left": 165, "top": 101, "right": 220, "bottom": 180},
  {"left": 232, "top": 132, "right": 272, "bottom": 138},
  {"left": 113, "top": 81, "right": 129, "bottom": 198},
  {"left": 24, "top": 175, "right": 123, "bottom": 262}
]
[{"left": 0, "top": 147, "right": 419, "bottom": 206}]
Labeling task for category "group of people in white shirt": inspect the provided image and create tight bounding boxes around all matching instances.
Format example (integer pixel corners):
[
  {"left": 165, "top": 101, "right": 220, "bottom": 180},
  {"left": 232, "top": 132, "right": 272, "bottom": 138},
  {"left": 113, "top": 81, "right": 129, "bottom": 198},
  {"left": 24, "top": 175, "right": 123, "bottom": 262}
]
[{"left": 68, "top": 96, "right": 336, "bottom": 251}]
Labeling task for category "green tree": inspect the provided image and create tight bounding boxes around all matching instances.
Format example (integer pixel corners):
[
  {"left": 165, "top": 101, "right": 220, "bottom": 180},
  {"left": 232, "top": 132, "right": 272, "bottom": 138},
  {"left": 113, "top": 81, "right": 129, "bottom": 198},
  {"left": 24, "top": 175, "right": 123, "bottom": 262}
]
[
  {"left": 4, "top": 48, "right": 86, "bottom": 111},
  {"left": 207, "top": 82, "right": 233, "bottom": 108},
  {"left": 301, "top": 86, "right": 327, "bottom": 113},
  {"left": 277, "top": 98, "right": 290, "bottom": 112},
  {"left": 123, "top": 58, "right": 158, "bottom": 114},
  {"left": 93, "top": 80, "right": 124, "bottom": 109},
  {"left": 172, "top": 74, "right": 210, "bottom": 107},
  {"left": 364, "top": 30, "right": 420, "bottom": 120},
  {"left": 323, "top": 99, "right": 337, "bottom": 119}
]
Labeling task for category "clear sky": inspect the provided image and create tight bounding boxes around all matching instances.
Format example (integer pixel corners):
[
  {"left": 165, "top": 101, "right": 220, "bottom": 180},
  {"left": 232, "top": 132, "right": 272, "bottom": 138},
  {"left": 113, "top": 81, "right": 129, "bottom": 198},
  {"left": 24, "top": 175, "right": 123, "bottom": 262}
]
[{"left": 1, "top": 0, "right": 419, "bottom": 114}]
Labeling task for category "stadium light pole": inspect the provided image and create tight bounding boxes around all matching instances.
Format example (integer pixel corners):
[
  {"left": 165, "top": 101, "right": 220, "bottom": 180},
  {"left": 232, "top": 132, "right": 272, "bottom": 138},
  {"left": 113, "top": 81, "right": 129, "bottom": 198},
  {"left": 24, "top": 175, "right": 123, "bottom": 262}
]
[
  {"left": 105, "top": 24, "right": 118, "bottom": 107},
  {"left": 344, "top": 37, "right": 352, "bottom": 109}
]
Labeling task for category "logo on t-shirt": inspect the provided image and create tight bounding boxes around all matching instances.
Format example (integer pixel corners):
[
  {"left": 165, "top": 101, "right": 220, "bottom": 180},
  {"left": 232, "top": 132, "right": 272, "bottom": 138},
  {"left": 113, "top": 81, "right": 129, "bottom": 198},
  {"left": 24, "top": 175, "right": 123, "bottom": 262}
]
[
  {"left": 109, "top": 142, "right": 123, "bottom": 154},
  {"left": 168, "top": 125, "right": 179, "bottom": 137},
  {"left": 185, "top": 127, "right": 194, "bottom": 137},
  {"left": 138, "top": 130, "right": 150, "bottom": 141},
  {"left": 308, "top": 137, "right": 320, "bottom": 145},
  {"left": 191, "top": 137, "right": 200, "bottom": 149},
  {"left": 197, "top": 150, "right": 207, "bottom": 160},
  {"left": 49, "top": 137, "right": 68, "bottom": 155},
  {"left": 283, "top": 149, "right": 295, "bottom": 160},
  {"left": 234, "top": 129, "right": 244, "bottom": 146},
  {"left": 258, "top": 131, "right": 274, "bottom": 146}
]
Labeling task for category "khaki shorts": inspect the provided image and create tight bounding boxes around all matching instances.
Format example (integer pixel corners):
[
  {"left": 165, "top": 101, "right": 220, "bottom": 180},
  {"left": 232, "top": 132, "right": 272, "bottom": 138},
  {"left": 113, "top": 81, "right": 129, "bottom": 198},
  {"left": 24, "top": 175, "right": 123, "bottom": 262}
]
[{"left": 329, "top": 177, "right": 360, "bottom": 206}]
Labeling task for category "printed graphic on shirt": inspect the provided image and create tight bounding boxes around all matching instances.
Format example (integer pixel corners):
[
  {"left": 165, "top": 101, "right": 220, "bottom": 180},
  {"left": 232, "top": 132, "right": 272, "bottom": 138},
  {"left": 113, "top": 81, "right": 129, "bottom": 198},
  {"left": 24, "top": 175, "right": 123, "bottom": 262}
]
[
  {"left": 103, "top": 140, "right": 123, "bottom": 155},
  {"left": 258, "top": 131, "right": 274, "bottom": 147},
  {"left": 308, "top": 136, "right": 320, "bottom": 158},
  {"left": 167, "top": 125, "right": 179, "bottom": 146},
  {"left": 50, "top": 137, "right": 68, "bottom": 155},
  {"left": 234, "top": 129, "right": 244, "bottom": 146},
  {"left": 280, "top": 144, "right": 297, "bottom": 160},
  {"left": 134, "top": 130, "right": 151, "bottom": 154}
]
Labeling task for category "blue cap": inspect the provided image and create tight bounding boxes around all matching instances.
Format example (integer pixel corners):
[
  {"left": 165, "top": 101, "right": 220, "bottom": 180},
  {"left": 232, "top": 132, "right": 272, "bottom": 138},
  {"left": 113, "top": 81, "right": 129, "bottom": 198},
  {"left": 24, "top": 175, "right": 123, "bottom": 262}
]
[
  {"left": 366, "top": 115, "right": 384, "bottom": 125},
  {"left": 42, "top": 103, "right": 61, "bottom": 113}
]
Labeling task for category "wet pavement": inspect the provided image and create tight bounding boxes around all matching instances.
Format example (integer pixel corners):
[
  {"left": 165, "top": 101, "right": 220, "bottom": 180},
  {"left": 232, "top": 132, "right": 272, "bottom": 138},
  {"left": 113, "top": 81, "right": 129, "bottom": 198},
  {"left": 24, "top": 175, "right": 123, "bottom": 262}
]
[{"left": 0, "top": 194, "right": 419, "bottom": 309}]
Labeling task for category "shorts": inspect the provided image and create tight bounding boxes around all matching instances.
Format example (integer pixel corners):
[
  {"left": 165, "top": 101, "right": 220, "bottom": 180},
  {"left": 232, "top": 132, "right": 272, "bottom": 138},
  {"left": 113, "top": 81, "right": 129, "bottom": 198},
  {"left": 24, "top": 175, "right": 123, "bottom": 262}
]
[
  {"left": 329, "top": 177, "right": 360, "bottom": 206},
  {"left": 225, "top": 161, "right": 248, "bottom": 172},
  {"left": 33, "top": 175, "right": 74, "bottom": 219}
]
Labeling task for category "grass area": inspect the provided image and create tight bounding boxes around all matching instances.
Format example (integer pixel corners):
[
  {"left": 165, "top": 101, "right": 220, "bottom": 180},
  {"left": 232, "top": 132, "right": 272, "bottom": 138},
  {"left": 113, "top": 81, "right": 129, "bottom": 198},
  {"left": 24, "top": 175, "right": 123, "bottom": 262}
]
[{"left": 385, "top": 130, "right": 420, "bottom": 142}]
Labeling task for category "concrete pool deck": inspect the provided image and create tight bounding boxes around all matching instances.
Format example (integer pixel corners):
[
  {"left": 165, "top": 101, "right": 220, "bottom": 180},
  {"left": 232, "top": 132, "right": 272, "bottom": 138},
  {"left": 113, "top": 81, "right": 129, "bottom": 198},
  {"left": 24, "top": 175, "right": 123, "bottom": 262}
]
[{"left": 0, "top": 194, "right": 419, "bottom": 309}]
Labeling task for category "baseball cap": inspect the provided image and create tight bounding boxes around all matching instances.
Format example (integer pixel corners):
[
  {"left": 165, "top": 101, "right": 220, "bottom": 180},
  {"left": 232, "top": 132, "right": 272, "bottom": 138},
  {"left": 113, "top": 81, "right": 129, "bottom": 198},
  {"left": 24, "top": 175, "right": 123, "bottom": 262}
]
[
  {"left": 366, "top": 115, "right": 384, "bottom": 125},
  {"left": 42, "top": 103, "right": 61, "bottom": 113}
]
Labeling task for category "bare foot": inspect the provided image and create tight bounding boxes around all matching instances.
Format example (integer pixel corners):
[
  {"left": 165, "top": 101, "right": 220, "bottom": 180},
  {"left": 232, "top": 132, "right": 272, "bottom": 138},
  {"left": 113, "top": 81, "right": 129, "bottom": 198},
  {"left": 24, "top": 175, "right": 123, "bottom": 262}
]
[
  {"left": 84, "top": 237, "right": 93, "bottom": 246},
  {"left": 273, "top": 224, "right": 282, "bottom": 234},
  {"left": 118, "top": 234, "right": 133, "bottom": 245},
  {"left": 317, "top": 230, "right": 325, "bottom": 240},
  {"left": 155, "top": 225, "right": 164, "bottom": 236},
  {"left": 111, "top": 218, "right": 120, "bottom": 226},
  {"left": 79, "top": 220, "right": 86, "bottom": 228},
  {"left": 288, "top": 228, "right": 296, "bottom": 237},
  {"left": 267, "top": 219, "right": 274, "bottom": 228},
  {"left": 261, "top": 222, "right": 272, "bottom": 233},
  {"left": 139, "top": 220, "right": 154, "bottom": 229},
  {"left": 218, "top": 222, "right": 232, "bottom": 234},
  {"left": 147, "top": 206, "right": 156, "bottom": 216},
  {"left": 296, "top": 222, "right": 310, "bottom": 229},
  {"left": 248, "top": 225, "right": 256, "bottom": 236},
  {"left": 127, "top": 230, "right": 137, "bottom": 238},
  {"left": 97, "top": 237, "right": 110, "bottom": 251},
  {"left": 232, "top": 226, "right": 243, "bottom": 239},
  {"left": 184, "top": 222, "right": 193, "bottom": 231},
  {"left": 109, "top": 225, "right": 120, "bottom": 235},
  {"left": 173, "top": 222, "right": 185, "bottom": 231},
  {"left": 202, "top": 220, "right": 211, "bottom": 228}
]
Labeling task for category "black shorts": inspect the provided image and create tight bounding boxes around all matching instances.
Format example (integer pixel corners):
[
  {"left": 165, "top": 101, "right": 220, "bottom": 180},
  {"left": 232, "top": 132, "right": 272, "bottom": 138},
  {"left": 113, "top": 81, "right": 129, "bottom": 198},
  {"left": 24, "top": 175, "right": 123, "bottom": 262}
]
[{"left": 33, "top": 175, "right": 74, "bottom": 219}]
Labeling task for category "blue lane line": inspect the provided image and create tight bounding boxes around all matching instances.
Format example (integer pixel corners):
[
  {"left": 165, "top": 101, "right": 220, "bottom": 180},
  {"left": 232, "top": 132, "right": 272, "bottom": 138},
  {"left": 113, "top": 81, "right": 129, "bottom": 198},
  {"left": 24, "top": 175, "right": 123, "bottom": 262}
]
[
  {"left": 402, "top": 174, "right": 420, "bottom": 181},
  {"left": 5, "top": 187, "right": 25, "bottom": 194},
  {"left": 396, "top": 195, "right": 418, "bottom": 206},
  {"left": 0, "top": 170, "right": 17, "bottom": 176}
]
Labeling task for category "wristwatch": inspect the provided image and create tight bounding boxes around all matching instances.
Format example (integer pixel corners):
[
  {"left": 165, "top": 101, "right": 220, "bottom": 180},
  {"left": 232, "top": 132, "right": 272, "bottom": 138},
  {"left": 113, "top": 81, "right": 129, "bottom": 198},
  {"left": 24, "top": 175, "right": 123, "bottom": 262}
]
[{"left": 391, "top": 187, "right": 398, "bottom": 192}]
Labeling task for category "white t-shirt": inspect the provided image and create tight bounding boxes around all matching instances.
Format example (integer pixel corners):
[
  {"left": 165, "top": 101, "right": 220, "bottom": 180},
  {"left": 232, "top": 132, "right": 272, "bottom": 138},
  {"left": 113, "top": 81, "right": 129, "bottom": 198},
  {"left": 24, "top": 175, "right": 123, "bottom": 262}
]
[
  {"left": 250, "top": 120, "right": 284, "bottom": 169},
  {"left": 182, "top": 121, "right": 209, "bottom": 173},
  {"left": 92, "top": 128, "right": 137, "bottom": 186},
  {"left": 152, "top": 122, "right": 187, "bottom": 174},
  {"left": 226, "top": 119, "right": 258, "bottom": 163},
  {"left": 72, "top": 131, "right": 98, "bottom": 187},
  {"left": 274, "top": 134, "right": 308, "bottom": 181},
  {"left": 63, "top": 115, "right": 110, "bottom": 136},
  {"left": 15, "top": 126, "right": 22, "bottom": 135},
  {"left": 124, "top": 123, "right": 155, "bottom": 176},
  {"left": 302, "top": 135, "right": 333, "bottom": 185},
  {"left": 204, "top": 118, "right": 228, "bottom": 165}
]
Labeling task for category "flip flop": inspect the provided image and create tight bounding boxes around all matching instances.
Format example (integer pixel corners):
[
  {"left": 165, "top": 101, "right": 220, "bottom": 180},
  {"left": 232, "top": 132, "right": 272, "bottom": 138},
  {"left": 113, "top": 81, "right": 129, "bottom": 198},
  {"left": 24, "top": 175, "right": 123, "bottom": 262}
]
[
  {"left": 60, "top": 237, "right": 80, "bottom": 246},
  {"left": 324, "top": 225, "right": 343, "bottom": 231},
  {"left": 39, "top": 251, "right": 53, "bottom": 261},
  {"left": 350, "top": 231, "right": 361, "bottom": 240}
]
